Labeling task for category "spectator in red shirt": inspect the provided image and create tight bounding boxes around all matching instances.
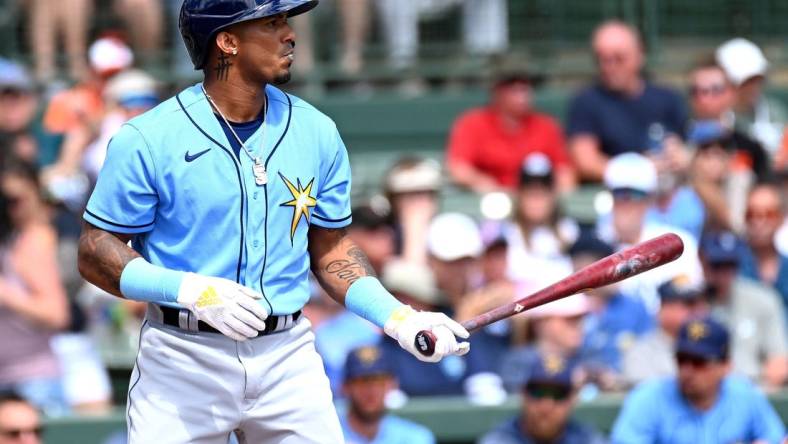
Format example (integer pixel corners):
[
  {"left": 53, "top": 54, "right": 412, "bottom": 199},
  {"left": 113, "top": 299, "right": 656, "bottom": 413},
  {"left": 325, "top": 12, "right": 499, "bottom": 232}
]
[{"left": 446, "top": 72, "right": 574, "bottom": 194}]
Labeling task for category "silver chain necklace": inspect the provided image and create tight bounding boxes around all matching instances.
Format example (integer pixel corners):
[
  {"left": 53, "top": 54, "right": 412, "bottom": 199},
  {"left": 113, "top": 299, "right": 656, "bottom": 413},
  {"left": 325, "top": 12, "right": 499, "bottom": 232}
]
[{"left": 201, "top": 85, "right": 268, "bottom": 186}]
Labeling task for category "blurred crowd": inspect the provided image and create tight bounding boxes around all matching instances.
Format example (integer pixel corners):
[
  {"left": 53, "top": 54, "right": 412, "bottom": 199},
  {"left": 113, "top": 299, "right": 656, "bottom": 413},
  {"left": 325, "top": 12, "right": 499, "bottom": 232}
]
[{"left": 0, "top": 3, "right": 786, "bottom": 444}]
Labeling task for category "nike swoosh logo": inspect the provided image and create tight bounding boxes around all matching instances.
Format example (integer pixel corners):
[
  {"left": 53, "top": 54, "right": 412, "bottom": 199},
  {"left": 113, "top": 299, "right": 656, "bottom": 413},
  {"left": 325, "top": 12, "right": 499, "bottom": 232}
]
[{"left": 185, "top": 148, "right": 211, "bottom": 162}]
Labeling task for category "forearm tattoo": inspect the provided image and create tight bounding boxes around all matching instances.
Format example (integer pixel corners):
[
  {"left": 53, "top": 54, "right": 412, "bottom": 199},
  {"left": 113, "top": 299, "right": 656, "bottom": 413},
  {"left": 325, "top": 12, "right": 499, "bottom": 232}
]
[
  {"left": 78, "top": 224, "right": 140, "bottom": 297},
  {"left": 214, "top": 53, "right": 232, "bottom": 81},
  {"left": 324, "top": 246, "right": 376, "bottom": 284},
  {"left": 347, "top": 246, "right": 376, "bottom": 276}
]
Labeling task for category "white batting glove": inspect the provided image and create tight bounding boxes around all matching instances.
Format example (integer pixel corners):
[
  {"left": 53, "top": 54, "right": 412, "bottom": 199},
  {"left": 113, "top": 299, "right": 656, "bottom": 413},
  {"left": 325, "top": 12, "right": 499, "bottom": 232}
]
[
  {"left": 176, "top": 273, "right": 269, "bottom": 341},
  {"left": 384, "top": 306, "right": 470, "bottom": 363}
]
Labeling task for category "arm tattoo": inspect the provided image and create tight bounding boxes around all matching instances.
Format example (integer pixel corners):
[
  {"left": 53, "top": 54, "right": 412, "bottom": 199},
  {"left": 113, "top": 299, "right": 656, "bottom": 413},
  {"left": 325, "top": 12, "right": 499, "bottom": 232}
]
[
  {"left": 324, "top": 246, "right": 376, "bottom": 284},
  {"left": 77, "top": 223, "right": 140, "bottom": 297},
  {"left": 214, "top": 53, "right": 232, "bottom": 81},
  {"left": 347, "top": 246, "right": 376, "bottom": 277}
]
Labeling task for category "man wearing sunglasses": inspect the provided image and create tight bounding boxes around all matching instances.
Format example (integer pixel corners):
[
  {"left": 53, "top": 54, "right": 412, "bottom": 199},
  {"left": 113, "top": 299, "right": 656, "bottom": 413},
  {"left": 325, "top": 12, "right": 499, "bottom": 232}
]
[
  {"left": 739, "top": 183, "right": 788, "bottom": 324},
  {"left": 699, "top": 231, "right": 788, "bottom": 388},
  {"left": 480, "top": 353, "right": 605, "bottom": 444},
  {"left": 687, "top": 60, "right": 770, "bottom": 233},
  {"left": 612, "top": 317, "right": 785, "bottom": 444},
  {"left": 566, "top": 21, "right": 688, "bottom": 183},
  {"left": 0, "top": 392, "right": 43, "bottom": 444}
]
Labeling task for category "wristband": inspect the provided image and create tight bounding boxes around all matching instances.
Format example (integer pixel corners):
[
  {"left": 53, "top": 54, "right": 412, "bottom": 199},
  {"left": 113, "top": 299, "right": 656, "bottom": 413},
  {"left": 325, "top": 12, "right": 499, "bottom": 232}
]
[
  {"left": 119, "top": 257, "right": 185, "bottom": 303},
  {"left": 345, "top": 276, "right": 404, "bottom": 328}
]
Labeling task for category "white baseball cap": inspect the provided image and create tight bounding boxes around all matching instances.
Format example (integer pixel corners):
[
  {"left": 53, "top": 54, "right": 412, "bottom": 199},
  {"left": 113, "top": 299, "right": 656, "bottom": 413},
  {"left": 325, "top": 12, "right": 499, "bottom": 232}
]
[
  {"left": 716, "top": 38, "right": 769, "bottom": 86},
  {"left": 89, "top": 36, "right": 134, "bottom": 76},
  {"left": 385, "top": 158, "right": 442, "bottom": 194},
  {"left": 604, "top": 152, "right": 657, "bottom": 194},
  {"left": 525, "top": 293, "right": 591, "bottom": 319},
  {"left": 427, "top": 213, "right": 483, "bottom": 261},
  {"left": 104, "top": 69, "right": 159, "bottom": 108},
  {"left": 382, "top": 259, "right": 441, "bottom": 305}
]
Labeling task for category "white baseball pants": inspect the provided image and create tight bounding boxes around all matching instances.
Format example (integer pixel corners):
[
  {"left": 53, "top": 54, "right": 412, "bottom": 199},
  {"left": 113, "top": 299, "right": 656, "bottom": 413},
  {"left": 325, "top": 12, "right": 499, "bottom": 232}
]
[{"left": 126, "top": 313, "right": 343, "bottom": 443}]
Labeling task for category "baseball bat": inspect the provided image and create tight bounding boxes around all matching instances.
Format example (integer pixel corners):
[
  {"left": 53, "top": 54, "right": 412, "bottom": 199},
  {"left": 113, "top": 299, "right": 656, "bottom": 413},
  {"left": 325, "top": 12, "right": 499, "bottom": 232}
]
[{"left": 415, "top": 233, "right": 684, "bottom": 357}]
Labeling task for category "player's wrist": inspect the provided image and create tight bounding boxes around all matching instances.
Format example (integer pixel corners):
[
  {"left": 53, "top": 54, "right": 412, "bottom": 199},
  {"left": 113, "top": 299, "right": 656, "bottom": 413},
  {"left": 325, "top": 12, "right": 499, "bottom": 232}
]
[
  {"left": 344, "top": 276, "right": 405, "bottom": 329},
  {"left": 382, "top": 305, "right": 417, "bottom": 340},
  {"left": 119, "top": 257, "right": 185, "bottom": 304}
]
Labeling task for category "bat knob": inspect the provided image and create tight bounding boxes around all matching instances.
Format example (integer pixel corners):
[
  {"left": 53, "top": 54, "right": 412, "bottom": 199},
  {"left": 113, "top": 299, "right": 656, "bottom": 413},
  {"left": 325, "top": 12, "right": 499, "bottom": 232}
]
[{"left": 415, "top": 330, "right": 436, "bottom": 357}]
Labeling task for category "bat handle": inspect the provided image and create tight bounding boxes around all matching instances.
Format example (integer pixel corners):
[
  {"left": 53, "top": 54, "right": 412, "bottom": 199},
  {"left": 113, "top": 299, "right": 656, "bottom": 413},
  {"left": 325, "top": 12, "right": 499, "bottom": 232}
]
[{"left": 414, "top": 330, "right": 437, "bottom": 357}]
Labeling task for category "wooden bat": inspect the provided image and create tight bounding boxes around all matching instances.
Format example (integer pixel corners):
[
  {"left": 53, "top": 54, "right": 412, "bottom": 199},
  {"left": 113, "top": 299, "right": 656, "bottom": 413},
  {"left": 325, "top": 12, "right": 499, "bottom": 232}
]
[{"left": 415, "top": 233, "right": 685, "bottom": 357}]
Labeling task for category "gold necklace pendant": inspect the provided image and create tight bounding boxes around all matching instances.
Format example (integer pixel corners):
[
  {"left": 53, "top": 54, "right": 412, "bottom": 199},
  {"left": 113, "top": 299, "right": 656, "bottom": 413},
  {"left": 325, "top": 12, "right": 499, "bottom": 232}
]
[{"left": 253, "top": 158, "right": 268, "bottom": 186}]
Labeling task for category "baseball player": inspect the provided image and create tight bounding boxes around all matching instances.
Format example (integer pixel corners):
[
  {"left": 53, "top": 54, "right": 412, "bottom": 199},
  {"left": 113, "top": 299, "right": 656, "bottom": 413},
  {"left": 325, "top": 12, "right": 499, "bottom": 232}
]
[{"left": 76, "top": 1, "right": 469, "bottom": 443}]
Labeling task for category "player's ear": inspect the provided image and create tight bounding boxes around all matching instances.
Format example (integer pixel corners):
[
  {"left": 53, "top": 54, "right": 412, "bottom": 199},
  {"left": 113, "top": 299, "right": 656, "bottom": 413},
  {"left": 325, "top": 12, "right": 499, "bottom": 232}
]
[{"left": 214, "top": 31, "right": 240, "bottom": 58}]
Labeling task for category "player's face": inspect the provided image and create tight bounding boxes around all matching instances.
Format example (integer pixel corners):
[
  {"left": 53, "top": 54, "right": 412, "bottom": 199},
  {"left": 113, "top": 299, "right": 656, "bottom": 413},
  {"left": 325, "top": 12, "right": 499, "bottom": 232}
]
[
  {"left": 677, "top": 353, "right": 727, "bottom": 402},
  {"left": 233, "top": 13, "right": 296, "bottom": 85},
  {"left": 0, "top": 402, "right": 42, "bottom": 444},
  {"left": 344, "top": 375, "right": 393, "bottom": 423}
]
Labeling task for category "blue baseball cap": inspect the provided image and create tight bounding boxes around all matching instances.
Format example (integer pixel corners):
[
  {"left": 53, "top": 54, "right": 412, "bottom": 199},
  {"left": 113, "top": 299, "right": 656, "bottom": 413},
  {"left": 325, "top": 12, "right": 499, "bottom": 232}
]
[
  {"left": 568, "top": 233, "right": 614, "bottom": 259},
  {"left": 0, "top": 58, "right": 34, "bottom": 92},
  {"left": 658, "top": 275, "right": 702, "bottom": 303},
  {"left": 344, "top": 346, "right": 393, "bottom": 380},
  {"left": 687, "top": 120, "right": 732, "bottom": 148},
  {"left": 523, "top": 353, "right": 576, "bottom": 388},
  {"left": 699, "top": 231, "right": 743, "bottom": 264},
  {"left": 676, "top": 317, "right": 730, "bottom": 361}
]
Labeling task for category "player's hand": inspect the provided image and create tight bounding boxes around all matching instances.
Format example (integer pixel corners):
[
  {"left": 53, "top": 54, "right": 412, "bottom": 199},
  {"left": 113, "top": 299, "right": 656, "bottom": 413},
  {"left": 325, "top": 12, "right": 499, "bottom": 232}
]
[
  {"left": 384, "top": 306, "right": 470, "bottom": 363},
  {"left": 176, "top": 273, "right": 269, "bottom": 341}
]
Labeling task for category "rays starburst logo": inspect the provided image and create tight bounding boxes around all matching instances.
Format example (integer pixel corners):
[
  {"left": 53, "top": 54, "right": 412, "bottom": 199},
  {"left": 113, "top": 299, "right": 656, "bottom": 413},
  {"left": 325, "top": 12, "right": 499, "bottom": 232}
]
[{"left": 279, "top": 173, "right": 317, "bottom": 244}]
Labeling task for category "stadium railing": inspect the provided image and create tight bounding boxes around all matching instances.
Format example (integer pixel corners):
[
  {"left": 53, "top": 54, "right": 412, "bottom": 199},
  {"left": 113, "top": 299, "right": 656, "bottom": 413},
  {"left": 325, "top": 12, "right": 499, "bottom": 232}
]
[{"left": 41, "top": 391, "right": 788, "bottom": 444}]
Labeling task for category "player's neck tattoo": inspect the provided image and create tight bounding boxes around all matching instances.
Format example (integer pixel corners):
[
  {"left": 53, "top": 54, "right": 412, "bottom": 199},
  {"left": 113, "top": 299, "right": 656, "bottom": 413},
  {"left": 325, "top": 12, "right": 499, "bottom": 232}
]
[{"left": 215, "top": 53, "right": 232, "bottom": 81}]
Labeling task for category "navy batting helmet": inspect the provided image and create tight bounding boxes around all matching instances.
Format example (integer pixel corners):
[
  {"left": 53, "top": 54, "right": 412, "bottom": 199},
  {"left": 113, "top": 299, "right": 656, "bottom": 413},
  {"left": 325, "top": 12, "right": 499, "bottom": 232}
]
[{"left": 179, "top": 0, "right": 319, "bottom": 70}]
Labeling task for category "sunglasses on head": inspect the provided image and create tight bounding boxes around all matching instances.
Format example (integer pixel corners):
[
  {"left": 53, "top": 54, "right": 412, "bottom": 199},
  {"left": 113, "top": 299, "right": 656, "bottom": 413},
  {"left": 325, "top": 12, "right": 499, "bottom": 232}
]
[
  {"left": 675, "top": 352, "right": 717, "bottom": 369},
  {"left": 524, "top": 383, "right": 572, "bottom": 401},
  {"left": 689, "top": 84, "right": 727, "bottom": 97},
  {"left": 0, "top": 426, "right": 44, "bottom": 439}
]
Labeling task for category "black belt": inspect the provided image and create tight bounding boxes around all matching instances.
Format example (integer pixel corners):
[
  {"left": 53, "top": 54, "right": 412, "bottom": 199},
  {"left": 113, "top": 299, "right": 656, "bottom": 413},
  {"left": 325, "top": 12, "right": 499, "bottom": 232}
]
[{"left": 159, "top": 306, "right": 301, "bottom": 336}]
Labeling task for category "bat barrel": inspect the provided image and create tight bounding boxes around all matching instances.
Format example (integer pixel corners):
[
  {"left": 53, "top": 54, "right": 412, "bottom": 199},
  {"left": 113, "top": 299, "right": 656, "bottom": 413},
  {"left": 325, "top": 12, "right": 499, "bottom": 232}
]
[{"left": 415, "top": 233, "right": 684, "bottom": 357}]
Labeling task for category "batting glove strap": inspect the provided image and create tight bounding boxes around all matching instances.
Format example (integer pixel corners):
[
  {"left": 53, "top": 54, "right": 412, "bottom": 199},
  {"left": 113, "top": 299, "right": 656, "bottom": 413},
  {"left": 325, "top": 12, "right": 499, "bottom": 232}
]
[
  {"left": 384, "top": 306, "right": 471, "bottom": 363},
  {"left": 175, "top": 273, "right": 270, "bottom": 341}
]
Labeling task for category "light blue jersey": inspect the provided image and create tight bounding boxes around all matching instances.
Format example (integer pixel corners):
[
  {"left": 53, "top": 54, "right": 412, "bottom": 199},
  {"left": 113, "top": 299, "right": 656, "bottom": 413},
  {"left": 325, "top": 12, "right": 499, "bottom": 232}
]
[
  {"left": 84, "top": 83, "right": 352, "bottom": 315},
  {"left": 611, "top": 376, "right": 786, "bottom": 444},
  {"left": 340, "top": 413, "right": 436, "bottom": 444}
]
